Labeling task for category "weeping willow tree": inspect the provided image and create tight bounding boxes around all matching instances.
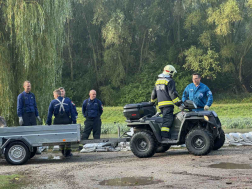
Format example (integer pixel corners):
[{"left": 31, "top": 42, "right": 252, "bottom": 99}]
[{"left": 0, "top": 0, "right": 72, "bottom": 125}]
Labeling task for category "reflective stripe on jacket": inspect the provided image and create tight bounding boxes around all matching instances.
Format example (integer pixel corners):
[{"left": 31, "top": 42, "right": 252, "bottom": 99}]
[{"left": 151, "top": 77, "right": 181, "bottom": 108}]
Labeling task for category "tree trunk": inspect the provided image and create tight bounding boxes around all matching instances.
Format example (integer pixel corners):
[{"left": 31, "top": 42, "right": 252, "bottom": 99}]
[
  {"left": 238, "top": 56, "right": 249, "bottom": 93},
  {"left": 83, "top": 12, "right": 99, "bottom": 85},
  {"left": 139, "top": 30, "right": 146, "bottom": 72},
  {"left": 67, "top": 18, "right": 73, "bottom": 81}
]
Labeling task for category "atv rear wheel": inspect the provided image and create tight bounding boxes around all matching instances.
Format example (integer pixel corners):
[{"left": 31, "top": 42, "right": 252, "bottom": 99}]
[
  {"left": 130, "top": 131, "right": 156, "bottom": 158},
  {"left": 156, "top": 145, "right": 171, "bottom": 153},
  {"left": 213, "top": 129, "right": 225, "bottom": 150},
  {"left": 186, "top": 128, "right": 213, "bottom": 156}
]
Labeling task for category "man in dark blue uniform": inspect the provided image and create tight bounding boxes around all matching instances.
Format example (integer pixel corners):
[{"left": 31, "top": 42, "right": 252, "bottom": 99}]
[
  {"left": 46, "top": 89, "right": 76, "bottom": 157},
  {"left": 17, "top": 81, "right": 41, "bottom": 126},
  {"left": 59, "top": 87, "right": 78, "bottom": 119},
  {"left": 82, "top": 90, "right": 103, "bottom": 140}
]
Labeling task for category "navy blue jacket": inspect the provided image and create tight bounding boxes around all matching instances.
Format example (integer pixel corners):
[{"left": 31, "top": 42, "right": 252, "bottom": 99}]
[
  {"left": 46, "top": 97, "right": 76, "bottom": 125},
  {"left": 17, "top": 91, "right": 39, "bottom": 117},
  {"left": 182, "top": 83, "right": 213, "bottom": 109},
  {"left": 82, "top": 98, "right": 103, "bottom": 118},
  {"left": 65, "top": 97, "right": 78, "bottom": 117}
]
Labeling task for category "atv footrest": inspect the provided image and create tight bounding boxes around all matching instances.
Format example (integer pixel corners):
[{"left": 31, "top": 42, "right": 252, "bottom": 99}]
[{"left": 161, "top": 139, "right": 179, "bottom": 144}]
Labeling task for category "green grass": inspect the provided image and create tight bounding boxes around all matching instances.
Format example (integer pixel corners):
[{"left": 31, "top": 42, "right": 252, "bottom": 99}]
[
  {"left": 210, "top": 103, "right": 252, "bottom": 129},
  {"left": 76, "top": 103, "right": 252, "bottom": 134},
  {"left": 0, "top": 174, "right": 25, "bottom": 189},
  {"left": 76, "top": 107, "right": 125, "bottom": 124},
  {"left": 76, "top": 107, "right": 128, "bottom": 134},
  {"left": 211, "top": 103, "right": 252, "bottom": 117},
  {"left": 213, "top": 93, "right": 252, "bottom": 104}
]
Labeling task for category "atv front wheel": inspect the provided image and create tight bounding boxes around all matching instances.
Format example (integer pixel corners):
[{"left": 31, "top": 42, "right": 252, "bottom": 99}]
[
  {"left": 156, "top": 145, "right": 171, "bottom": 153},
  {"left": 213, "top": 129, "right": 225, "bottom": 150},
  {"left": 186, "top": 128, "right": 213, "bottom": 156},
  {"left": 130, "top": 131, "right": 156, "bottom": 158}
]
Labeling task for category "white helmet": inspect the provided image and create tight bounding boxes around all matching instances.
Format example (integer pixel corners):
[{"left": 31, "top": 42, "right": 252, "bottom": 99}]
[{"left": 163, "top": 65, "right": 177, "bottom": 77}]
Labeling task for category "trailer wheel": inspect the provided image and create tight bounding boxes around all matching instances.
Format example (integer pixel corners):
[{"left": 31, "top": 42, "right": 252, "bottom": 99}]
[
  {"left": 156, "top": 144, "right": 171, "bottom": 153},
  {"left": 4, "top": 141, "right": 30, "bottom": 165},
  {"left": 30, "top": 147, "right": 37, "bottom": 159},
  {"left": 130, "top": 131, "right": 156, "bottom": 158}
]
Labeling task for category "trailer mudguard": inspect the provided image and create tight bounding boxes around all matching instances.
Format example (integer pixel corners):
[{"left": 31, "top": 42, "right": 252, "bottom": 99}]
[{"left": 1, "top": 137, "right": 33, "bottom": 154}]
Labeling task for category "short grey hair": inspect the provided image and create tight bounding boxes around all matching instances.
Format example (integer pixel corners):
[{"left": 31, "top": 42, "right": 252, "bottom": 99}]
[
  {"left": 59, "top": 87, "right": 65, "bottom": 90},
  {"left": 53, "top": 89, "right": 61, "bottom": 96},
  {"left": 23, "top": 80, "right": 31, "bottom": 86}
]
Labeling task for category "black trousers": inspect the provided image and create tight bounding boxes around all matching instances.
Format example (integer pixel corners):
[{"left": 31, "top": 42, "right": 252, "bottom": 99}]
[
  {"left": 160, "top": 106, "right": 174, "bottom": 138},
  {"left": 82, "top": 117, "right": 101, "bottom": 140},
  {"left": 22, "top": 112, "right": 37, "bottom": 126},
  {"left": 53, "top": 112, "right": 71, "bottom": 125},
  {"left": 53, "top": 113, "right": 72, "bottom": 155}
]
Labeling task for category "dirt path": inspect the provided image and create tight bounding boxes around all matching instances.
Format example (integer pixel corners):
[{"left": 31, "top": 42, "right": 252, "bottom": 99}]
[{"left": 1, "top": 146, "right": 252, "bottom": 189}]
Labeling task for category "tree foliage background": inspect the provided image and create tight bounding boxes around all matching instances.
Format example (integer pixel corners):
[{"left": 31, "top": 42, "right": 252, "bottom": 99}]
[{"left": 1, "top": 0, "right": 252, "bottom": 125}]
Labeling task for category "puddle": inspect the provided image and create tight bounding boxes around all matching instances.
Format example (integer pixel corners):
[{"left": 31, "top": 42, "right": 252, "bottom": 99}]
[
  {"left": 209, "top": 162, "right": 252, "bottom": 169},
  {"left": 99, "top": 177, "right": 162, "bottom": 186},
  {"left": 37, "top": 155, "right": 62, "bottom": 160}
]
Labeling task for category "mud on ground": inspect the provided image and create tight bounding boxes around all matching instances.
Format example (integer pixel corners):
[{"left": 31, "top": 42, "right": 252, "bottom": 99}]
[{"left": 1, "top": 146, "right": 252, "bottom": 189}]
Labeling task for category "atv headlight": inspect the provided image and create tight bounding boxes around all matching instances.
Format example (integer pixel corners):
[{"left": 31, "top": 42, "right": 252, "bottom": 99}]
[{"left": 204, "top": 115, "right": 209, "bottom": 121}]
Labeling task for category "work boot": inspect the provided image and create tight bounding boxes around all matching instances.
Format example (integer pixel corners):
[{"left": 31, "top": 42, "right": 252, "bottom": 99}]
[
  {"left": 78, "top": 144, "right": 83, "bottom": 151},
  {"left": 67, "top": 153, "right": 73, "bottom": 157},
  {"left": 64, "top": 150, "right": 73, "bottom": 158},
  {"left": 61, "top": 149, "right": 65, "bottom": 156}
]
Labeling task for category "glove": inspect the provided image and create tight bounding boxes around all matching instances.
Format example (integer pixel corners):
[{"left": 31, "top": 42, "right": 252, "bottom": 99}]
[
  {"left": 19, "top": 117, "right": 23, "bottom": 126},
  {"left": 149, "top": 101, "right": 155, "bottom": 106},
  {"left": 76, "top": 116, "right": 78, "bottom": 119},
  {"left": 175, "top": 100, "right": 183, "bottom": 107},
  {"left": 37, "top": 116, "right": 42, "bottom": 123},
  {"left": 204, "top": 105, "right": 209, "bottom": 110},
  {"left": 179, "top": 104, "right": 185, "bottom": 111}
]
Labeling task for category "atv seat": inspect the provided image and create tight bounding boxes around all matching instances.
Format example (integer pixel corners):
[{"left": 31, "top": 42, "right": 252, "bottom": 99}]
[
  {"left": 146, "top": 117, "right": 163, "bottom": 123},
  {"left": 184, "top": 111, "right": 212, "bottom": 118}
]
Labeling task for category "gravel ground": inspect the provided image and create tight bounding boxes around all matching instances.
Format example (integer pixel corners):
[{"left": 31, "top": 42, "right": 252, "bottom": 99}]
[{"left": 1, "top": 146, "right": 252, "bottom": 189}]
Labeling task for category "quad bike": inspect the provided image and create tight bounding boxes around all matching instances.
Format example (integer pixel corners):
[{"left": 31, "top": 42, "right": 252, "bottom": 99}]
[{"left": 123, "top": 100, "right": 225, "bottom": 158}]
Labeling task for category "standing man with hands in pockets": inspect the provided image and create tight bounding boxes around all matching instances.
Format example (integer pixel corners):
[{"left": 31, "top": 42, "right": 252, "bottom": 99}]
[
  {"left": 17, "top": 81, "right": 41, "bottom": 126},
  {"left": 82, "top": 90, "right": 103, "bottom": 140}
]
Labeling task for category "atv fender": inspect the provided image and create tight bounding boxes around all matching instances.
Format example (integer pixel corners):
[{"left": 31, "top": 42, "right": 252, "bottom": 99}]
[
  {"left": 183, "top": 116, "right": 219, "bottom": 138},
  {"left": 127, "top": 121, "right": 162, "bottom": 142}
]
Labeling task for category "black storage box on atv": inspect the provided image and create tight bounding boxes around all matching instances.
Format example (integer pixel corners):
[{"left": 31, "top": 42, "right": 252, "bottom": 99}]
[{"left": 123, "top": 102, "right": 156, "bottom": 120}]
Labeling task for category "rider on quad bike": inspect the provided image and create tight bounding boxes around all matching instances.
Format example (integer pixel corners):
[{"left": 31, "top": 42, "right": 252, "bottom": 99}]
[{"left": 151, "top": 65, "right": 184, "bottom": 140}]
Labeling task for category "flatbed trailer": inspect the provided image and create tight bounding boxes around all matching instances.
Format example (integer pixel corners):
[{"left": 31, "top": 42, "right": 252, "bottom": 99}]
[{"left": 0, "top": 124, "right": 130, "bottom": 165}]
